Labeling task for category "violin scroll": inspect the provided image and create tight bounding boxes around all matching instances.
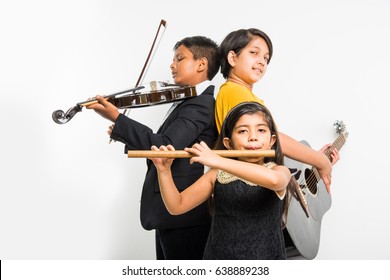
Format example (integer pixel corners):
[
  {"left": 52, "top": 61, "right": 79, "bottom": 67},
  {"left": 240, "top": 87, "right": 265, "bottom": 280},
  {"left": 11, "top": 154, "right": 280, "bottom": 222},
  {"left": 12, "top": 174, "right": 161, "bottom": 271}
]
[{"left": 52, "top": 105, "right": 83, "bottom": 124}]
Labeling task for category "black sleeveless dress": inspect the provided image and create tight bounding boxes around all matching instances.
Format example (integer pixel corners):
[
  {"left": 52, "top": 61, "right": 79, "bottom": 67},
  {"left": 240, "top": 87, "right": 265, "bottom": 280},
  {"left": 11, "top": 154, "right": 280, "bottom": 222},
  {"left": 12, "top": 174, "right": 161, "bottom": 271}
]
[{"left": 203, "top": 171, "right": 286, "bottom": 260}]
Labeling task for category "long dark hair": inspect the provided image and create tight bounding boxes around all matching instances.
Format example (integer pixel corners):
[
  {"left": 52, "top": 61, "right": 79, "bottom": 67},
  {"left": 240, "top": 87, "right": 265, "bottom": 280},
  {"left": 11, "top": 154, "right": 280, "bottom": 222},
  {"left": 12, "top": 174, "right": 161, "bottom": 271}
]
[{"left": 215, "top": 102, "right": 297, "bottom": 228}]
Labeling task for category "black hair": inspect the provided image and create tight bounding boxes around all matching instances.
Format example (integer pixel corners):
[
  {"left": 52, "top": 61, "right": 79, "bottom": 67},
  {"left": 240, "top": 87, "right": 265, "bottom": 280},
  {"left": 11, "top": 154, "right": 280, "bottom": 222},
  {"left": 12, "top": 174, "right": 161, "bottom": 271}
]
[
  {"left": 219, "top": 28, "right": 273, "bottom": 79},
  {"left": 174, "top": 36, "right": 220, "bottom": 80}
]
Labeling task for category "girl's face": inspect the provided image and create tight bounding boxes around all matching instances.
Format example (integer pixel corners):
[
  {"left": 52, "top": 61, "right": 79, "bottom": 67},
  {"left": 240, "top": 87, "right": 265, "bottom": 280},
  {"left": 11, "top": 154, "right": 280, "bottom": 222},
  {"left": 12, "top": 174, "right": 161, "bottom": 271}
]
[
  {"left": 223, "top": 112, "right": 276, "bottom": 163},
  {"left": 227, "top": 36, "right": 270, "bottom": 87},
  {"left": 170, "top": 45, "right": 202, "bottom": 86}
]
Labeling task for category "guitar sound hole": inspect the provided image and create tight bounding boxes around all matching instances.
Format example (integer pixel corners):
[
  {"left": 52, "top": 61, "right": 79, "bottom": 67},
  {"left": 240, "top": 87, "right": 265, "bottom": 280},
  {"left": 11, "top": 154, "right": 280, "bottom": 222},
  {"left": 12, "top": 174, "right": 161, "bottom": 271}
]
[
  {"left": 304, "top": 169, "right": 318, "bottom": 195},
  {"left": 299, "top": 185, "right": 306, "bottom": 195}
]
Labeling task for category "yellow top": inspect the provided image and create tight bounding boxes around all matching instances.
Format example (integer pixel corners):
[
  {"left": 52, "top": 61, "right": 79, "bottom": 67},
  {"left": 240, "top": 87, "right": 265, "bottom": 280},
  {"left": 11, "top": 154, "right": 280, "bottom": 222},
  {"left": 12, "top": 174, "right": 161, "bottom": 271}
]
[{"left": 215, "top": 81, "right": 265, "bottom": 132}]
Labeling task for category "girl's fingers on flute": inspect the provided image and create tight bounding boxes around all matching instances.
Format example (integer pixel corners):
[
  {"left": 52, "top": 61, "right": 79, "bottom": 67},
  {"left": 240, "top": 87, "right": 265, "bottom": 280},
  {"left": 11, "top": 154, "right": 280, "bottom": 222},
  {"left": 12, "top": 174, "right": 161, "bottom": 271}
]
[
  {"left": 184, "top": 147, "right": 198, "bottom": 156},
  {"left": 155, "top": 145, "right": 168, "bottom": 151},
  {"left": 199, "top": 141, "right": 208, "bottom": 148},
  {"left": 166, "top": 144, "right": 175, "bottom": 151}
]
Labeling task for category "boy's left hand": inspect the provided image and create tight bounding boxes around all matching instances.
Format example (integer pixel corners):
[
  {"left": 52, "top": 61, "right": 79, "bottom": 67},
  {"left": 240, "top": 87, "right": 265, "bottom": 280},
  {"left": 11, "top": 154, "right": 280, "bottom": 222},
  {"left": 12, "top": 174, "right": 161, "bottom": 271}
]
[{"left": 86, "top": 95, "right": 120, "bottom": 122}]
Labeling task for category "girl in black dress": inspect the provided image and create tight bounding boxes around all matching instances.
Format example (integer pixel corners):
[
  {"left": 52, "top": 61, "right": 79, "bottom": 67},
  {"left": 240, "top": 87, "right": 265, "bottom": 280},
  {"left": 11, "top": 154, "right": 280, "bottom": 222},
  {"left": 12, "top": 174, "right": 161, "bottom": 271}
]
[{"left": 151, "top": 102, "right": 291, "bottom": 259}]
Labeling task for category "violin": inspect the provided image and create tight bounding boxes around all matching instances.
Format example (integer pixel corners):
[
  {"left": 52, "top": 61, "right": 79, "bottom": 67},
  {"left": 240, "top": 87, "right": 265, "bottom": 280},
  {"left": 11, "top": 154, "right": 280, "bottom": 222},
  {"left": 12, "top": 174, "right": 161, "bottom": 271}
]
[
  {"left": 53, "top": 19, "right": 185, "bottom": 125},
  {"left": 52, "top": 82, "right": 197, "bottom": 124}
]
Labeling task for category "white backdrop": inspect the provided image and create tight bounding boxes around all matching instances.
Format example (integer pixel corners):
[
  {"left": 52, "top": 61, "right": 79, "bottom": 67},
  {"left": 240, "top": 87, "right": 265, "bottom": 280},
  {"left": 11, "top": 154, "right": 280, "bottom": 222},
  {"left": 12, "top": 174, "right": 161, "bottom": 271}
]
[{"left": 1, "top": 0, "right": 389, "bottom": 260}]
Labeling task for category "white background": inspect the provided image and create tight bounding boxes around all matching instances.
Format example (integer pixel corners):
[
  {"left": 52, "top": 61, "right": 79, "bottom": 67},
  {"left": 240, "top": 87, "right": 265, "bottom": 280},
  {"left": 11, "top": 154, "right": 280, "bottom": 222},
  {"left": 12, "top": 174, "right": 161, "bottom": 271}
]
[{"left": 1, "top": 0, "right": 389, "bottom": 260}]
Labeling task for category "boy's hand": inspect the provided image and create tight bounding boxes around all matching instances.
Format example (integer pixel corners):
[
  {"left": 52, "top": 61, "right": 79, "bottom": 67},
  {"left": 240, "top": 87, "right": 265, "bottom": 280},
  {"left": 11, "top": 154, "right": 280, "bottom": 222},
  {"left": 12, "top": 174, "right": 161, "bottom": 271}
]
[
  {"left": 108, "top": 124, "right": 115, "bottom": 136},
  {"left": 86, "top": 95, "right": 120, "bottom": 122}
]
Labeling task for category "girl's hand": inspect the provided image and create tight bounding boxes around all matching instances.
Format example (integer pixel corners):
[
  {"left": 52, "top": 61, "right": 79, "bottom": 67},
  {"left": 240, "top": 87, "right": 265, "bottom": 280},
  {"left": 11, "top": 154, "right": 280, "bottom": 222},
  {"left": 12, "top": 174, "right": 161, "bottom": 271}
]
[
  {"left": 319, "top": 143, "right": 340, "bottom": 166},
  {"left": 317, "top": 144, "right": 340, "bottom": 193},
  {"left": 185, "top": 141, "right": 221, "bottom": 168},
  {"left": 149, "top": 145, "right": 175, "bottom": 172}
]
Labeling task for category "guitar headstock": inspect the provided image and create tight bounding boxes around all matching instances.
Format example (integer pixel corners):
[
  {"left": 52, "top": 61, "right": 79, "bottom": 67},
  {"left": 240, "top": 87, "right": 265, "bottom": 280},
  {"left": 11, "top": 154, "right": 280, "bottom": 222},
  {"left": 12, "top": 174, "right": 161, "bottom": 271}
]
[{"left": 333, "top": 120, "right": 349, "bottom": 138}]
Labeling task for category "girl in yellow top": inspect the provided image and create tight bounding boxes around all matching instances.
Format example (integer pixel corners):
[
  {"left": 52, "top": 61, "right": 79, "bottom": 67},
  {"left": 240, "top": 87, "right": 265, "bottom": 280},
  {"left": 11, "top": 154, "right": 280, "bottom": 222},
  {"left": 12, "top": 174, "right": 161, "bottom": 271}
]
[{"left": 215, "top": 28, "right": 339, "bottom": 192}]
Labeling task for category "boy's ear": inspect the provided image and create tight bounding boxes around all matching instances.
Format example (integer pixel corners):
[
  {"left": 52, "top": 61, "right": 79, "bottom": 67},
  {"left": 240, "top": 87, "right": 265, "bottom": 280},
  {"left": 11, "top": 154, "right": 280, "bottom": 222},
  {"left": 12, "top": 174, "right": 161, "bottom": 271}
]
[
  {"left": 223, "top": 137, "right": 232, "bottom": 150},
  {"left": 227, "top": 51, "right": 236, "bottom": 67},
  {"left": 197, "top": 57, "right": 207, "bottom": 72}
]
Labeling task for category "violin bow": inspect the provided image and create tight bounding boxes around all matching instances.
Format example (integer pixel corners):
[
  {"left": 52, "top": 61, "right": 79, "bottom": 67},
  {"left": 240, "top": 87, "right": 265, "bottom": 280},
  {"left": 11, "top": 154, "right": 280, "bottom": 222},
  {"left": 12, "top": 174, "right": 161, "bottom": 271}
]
[
  {"left": 123, "top": 19, "right": 167, "bottom": 117},
  {"left": 109, "top": 19, "right": 167, "bottom": 143}
]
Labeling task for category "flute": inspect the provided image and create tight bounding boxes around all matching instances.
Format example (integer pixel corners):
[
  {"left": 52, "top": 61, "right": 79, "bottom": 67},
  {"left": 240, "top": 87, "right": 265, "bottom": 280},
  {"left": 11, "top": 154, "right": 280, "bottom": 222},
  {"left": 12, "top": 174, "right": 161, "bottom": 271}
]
[{"left": 127, "top": 150, "right": 275, "bottom": 158}]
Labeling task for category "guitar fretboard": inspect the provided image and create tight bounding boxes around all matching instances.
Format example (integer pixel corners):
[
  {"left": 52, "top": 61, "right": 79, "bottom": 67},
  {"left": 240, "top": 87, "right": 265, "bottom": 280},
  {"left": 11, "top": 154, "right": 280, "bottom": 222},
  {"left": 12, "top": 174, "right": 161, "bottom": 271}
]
[{"left": 311, "top": 131, "right": 348, "bottom": 191}]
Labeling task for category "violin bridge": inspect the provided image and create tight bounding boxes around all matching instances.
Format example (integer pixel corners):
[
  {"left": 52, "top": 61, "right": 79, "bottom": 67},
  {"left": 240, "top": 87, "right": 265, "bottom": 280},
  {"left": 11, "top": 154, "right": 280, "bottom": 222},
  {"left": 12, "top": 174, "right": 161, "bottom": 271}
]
[{"left": 150, "top": 81, "right": 158, "bottom": 91}]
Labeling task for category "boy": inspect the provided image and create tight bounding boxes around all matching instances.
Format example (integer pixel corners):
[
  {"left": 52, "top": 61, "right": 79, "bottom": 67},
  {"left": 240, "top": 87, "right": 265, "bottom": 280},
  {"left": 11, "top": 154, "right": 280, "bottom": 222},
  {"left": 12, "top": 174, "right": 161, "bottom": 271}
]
[{"left": 87, "top": 36, "right": 219, "bottom": 260}]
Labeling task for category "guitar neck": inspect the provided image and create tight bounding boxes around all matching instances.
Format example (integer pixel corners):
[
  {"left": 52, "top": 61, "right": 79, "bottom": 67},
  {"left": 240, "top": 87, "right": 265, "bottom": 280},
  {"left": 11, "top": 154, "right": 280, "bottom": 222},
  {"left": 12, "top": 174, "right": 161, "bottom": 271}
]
[
  {"left": 324, "top": 132, "right": 347, "bottom": 161},
  {"left": 313, "top": 132, "right": 348, "bottom": 180}
]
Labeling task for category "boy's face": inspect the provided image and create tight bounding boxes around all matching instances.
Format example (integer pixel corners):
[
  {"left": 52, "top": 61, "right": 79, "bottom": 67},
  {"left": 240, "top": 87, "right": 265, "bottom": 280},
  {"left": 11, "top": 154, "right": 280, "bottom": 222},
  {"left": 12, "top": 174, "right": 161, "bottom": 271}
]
[{"left": 170, "top": 45, "right": 201, "bottom": 86}]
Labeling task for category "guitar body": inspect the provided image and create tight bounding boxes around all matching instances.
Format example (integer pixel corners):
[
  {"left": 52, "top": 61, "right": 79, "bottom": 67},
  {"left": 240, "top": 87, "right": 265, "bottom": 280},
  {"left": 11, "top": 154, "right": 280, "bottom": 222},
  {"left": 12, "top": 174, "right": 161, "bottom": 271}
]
[
  {"left": 284, "top": 140, "right": 332, "bottom": 259},
  {"left": 283, "top": 121, "right": 347, "bottom": 259}
]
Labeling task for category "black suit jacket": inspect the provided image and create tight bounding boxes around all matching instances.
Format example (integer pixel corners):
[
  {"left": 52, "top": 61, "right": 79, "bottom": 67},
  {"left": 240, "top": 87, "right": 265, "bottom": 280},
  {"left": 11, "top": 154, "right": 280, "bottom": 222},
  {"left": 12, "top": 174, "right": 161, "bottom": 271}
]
[{"left": 111, "top": 85, "right": 217, "bottom": 230}]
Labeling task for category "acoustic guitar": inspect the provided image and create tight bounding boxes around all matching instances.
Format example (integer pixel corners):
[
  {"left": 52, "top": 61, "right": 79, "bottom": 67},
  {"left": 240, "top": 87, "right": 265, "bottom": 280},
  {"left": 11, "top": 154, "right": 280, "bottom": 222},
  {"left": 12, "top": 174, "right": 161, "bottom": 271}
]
[{"left": 283, "top": 120, "right": 348, "bottom": 259}]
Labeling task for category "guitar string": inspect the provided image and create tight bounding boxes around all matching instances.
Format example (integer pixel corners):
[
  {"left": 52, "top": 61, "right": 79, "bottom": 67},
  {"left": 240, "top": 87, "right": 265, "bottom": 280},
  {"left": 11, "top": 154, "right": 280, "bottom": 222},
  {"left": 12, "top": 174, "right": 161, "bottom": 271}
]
[
  {"left": 298, "top": 133, "right": 346, "bottom": 194},
  {"left": 305, "top": 135, "right": 345, "bottom": 193},
  {"left": 304, "top": 135, "right": 346, "bottom": 193}
]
